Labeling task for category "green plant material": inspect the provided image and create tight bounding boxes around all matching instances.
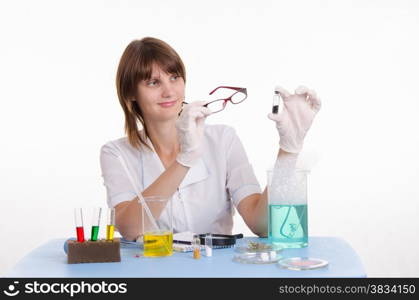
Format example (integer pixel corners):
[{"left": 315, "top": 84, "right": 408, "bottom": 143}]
[{"left": 247, "top": 242, "right": 272, "bottom": 251}]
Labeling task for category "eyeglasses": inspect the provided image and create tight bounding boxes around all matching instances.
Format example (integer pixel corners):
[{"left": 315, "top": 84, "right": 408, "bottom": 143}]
[{"left": 183, "top": 86, "right": 248, "bottom": 114}]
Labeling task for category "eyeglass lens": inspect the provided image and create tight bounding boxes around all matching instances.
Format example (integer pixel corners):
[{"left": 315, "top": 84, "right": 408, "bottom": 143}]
[{"left": 205, "top": 91, "right": 247, "bottom": 113}]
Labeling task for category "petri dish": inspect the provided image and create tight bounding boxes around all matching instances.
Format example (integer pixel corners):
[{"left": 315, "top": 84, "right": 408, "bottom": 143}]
[
  {"left": 277, "top": 257, "right": 329, "bottom": 271},
  {"left": 233, "top": 241, "right": 283, "bottom": 264},
  {"left": 235, "top": 241, "right": 283, "bottom": 253},
  {"left": 233, "top": 251, "right": 281, "bottom": 264}
]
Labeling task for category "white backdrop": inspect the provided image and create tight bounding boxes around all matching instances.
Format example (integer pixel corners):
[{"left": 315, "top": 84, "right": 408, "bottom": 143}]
[{"left": 1, "top": 0, "right": 418, "bottom": 277}]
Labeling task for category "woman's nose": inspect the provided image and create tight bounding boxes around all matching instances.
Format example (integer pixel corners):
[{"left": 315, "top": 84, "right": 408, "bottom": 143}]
[{"left": 161, "top": 81, "right": 175, "bottom": 98}]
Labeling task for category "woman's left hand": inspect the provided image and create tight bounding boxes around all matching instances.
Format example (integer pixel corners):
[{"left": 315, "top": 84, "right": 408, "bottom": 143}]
[{"left": 268, "top": 85, "right": 321, "bottom": 153}]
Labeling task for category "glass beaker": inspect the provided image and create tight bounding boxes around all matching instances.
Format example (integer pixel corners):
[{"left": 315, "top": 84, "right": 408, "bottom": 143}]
[
  {"left": 267, "top": 168, "right": 309, "bottom": 248},
  {"left": 140, "top": 196, "right": 173, "bottom": 257}
]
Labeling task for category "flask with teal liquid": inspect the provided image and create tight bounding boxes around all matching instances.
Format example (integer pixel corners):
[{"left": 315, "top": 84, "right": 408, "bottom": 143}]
[{"left": 267, "top": 167, "right": 309, "bottom": 248}]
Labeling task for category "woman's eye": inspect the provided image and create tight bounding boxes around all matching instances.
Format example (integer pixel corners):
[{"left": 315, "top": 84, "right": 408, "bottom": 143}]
[
  {"left": 147, "top": 80, "right": 157, "bottom": 86},
  {"left": 170, "top": 75, "right": 179, "bottom": 81}
]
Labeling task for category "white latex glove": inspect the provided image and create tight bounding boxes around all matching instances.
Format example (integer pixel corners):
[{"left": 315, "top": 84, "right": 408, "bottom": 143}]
[
  {"left": 176, "top": 101, "right": 212, "bottom": 167},
  {"left": 268, "top": 85, "right": 321, "bottom": 153}
]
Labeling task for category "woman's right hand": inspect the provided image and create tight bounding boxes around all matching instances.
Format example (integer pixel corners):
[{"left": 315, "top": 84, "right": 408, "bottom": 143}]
[{"left": 175, "top": 101, "right": 212, "bottom": 167}]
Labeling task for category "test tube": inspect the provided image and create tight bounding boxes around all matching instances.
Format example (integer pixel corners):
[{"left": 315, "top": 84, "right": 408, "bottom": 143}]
[
  {"left": 192, "top": 234, "right": 201, "bottom": 259},
  {"left": 74, "top": 208, "right": 85, "bottom": 243},
  {"left": 90, "top": 207, "right": 102, "bottom": 241},
  {"left": 204, "top": 233, "right": 213, "bottom": 257},
  {"left": 106, "top": 208, "right": 115, "bottom": 241},
  {"left": 272, "top": 89, "right": 280, "bottom": 114}
]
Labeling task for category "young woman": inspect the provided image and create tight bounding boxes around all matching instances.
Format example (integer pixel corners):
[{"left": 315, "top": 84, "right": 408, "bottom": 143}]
[{"left": 100, "top": 37, "right": 321, "bottom": 241}]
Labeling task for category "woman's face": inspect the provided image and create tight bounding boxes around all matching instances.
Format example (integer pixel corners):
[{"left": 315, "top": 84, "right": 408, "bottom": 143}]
[{"left": 135, "top": 64, "right": 185, "bottom": 123}]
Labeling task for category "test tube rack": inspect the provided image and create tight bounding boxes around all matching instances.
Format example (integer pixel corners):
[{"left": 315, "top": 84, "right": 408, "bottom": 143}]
[{"left": 67, "top": 238, "right": 121, "bottom": 264}]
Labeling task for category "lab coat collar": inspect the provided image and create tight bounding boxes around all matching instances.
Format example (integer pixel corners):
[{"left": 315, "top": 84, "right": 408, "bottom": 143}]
[{"left": 140, "top": 136, "right": 209, "bottom": 190}]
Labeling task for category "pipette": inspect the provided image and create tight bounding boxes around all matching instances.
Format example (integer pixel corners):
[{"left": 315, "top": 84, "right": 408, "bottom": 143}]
[
  {"left": 74, "top": 208, "right": 85, "bottom": 243},
  {"left": 90, "top": 207, "right": 101, "bottom": 241},
  {"left": 107, "top": 208, "right": 115, "bottom": 241}
]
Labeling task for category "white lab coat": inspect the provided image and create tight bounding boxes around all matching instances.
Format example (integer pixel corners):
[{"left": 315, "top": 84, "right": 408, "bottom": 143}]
[{"left": 100, "top": 124, "right": 261, "bottom": 234}]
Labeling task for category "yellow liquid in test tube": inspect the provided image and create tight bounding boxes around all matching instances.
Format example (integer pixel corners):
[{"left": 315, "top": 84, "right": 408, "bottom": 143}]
[
  {"left": 106, "top": 224, "right": 114, "bottom": 241},
  {"left": 107, "top": 208, "right": 115, "bottom": 241},
  {"left": 143, "top": 231, "right": 173, "bottom": 257}
]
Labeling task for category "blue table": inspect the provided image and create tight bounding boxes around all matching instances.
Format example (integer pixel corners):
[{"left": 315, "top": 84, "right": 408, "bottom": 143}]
[{"left": 5, "top": 237, "right": 366, "bottom": 278}]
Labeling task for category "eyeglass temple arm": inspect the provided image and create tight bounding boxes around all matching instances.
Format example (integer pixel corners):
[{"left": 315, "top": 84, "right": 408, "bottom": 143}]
[
  {"left": 183, "top": 85, "right": 247, "bottom": 106},
  {"left": 183, "top": 101, "right": 212, "bottom": 108},
  {"left": 209, "top": 86, "right": 247, "bottom": 95}
]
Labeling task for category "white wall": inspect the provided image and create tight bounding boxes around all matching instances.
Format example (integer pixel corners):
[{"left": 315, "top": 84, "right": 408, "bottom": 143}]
[{"left": 1, "top": 0, "right": 418, "bottom": 277}]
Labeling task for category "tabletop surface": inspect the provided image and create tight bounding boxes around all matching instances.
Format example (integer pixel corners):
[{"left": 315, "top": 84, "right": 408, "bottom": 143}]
[{"left": 5, "top": 236, "right": 366, "bottom": 278}]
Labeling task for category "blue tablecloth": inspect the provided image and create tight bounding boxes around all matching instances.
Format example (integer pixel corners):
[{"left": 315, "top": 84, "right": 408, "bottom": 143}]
[{"left": 5, "top": 236, "right": 366, "bottom": 278}]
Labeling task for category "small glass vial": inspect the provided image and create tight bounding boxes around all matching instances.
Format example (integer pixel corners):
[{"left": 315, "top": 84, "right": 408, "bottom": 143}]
[
  {"left": 192, "top": 234, "right": 201, "bottom": 259},
  {"left": 272, "top": 89, "right": 280, "bottom": 114},
  {"left": 204, "top": 233, "right": 213, "bottom": 257}
]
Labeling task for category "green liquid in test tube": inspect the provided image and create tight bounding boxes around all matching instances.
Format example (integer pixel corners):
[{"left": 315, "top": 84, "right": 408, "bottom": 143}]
[
  {"left": 91, "top": 207, "right": 102, "bottom": 241},
  {"left": 91, "top": 226, "right": 100, "bottom": 241}
]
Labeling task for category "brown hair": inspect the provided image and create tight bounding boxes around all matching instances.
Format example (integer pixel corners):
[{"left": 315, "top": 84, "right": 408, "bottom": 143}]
[{"left": 116, "top": 37, "right": 186, "bottom": 150}]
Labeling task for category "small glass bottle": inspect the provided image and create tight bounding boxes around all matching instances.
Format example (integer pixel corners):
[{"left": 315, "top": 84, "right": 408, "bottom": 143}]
[
  {"left": 272, "top": 89, "right": 280, "bottom": 114},
  {"left": 192, "top": 234, "right": 201, "bottom": 259},
  {"left": 204, "top": 233, "right": 213, "bottom": 257}
]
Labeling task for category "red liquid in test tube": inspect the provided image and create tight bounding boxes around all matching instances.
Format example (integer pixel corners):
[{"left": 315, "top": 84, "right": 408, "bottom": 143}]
[
  {"left": 74, "top": 208, "right": 85, "bottom": 242},
  {"left": 76, "top": 226, "right": 85, "bottom": 243}
]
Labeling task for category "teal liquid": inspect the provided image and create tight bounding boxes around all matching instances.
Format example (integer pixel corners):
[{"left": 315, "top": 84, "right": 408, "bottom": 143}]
[{"left": 268, "top": 204, "right": 308, "bottom": 248}]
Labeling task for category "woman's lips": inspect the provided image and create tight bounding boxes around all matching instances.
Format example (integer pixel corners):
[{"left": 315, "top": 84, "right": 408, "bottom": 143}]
[{"left": 158, "top": 100, "right": 177, "bottom": 108}]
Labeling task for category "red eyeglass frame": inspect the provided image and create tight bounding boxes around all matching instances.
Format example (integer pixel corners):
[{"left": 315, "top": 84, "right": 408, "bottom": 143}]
[{"left": 182, "top": 86, "right": 247, "bottom": 114}]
